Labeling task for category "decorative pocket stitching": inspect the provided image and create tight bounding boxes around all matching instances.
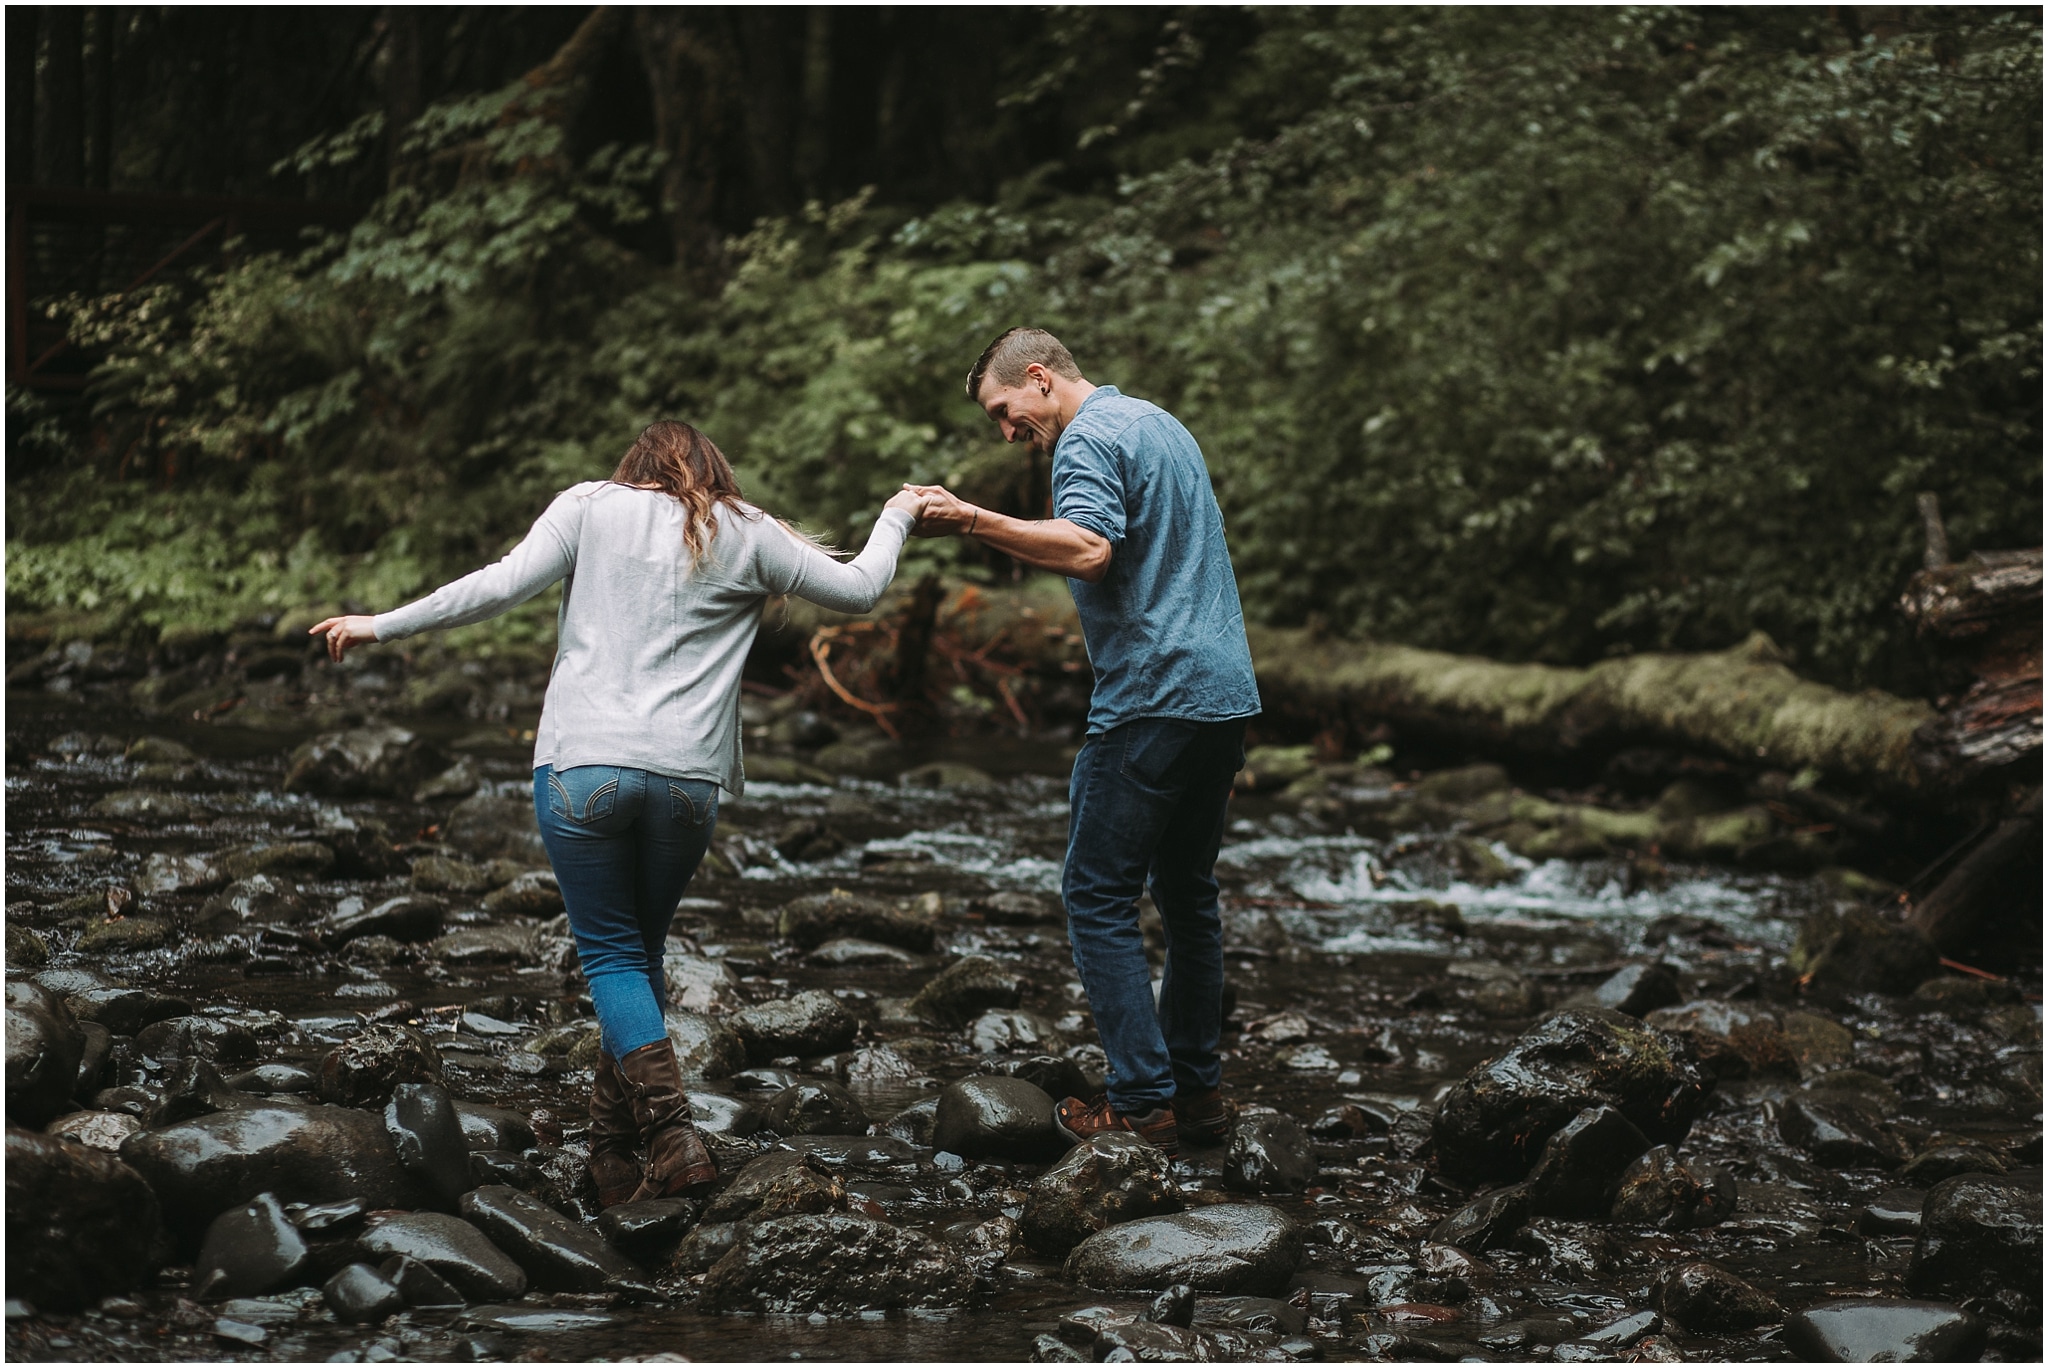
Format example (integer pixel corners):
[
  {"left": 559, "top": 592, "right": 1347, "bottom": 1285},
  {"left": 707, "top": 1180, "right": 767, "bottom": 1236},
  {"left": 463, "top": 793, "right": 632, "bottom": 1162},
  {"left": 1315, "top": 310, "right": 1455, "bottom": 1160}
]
[
  {"left": 667, "top": 781, "right": 715, "bottom": 827},
  {"left": 548, "top": 771, "right": 619, "bottom": 825}
]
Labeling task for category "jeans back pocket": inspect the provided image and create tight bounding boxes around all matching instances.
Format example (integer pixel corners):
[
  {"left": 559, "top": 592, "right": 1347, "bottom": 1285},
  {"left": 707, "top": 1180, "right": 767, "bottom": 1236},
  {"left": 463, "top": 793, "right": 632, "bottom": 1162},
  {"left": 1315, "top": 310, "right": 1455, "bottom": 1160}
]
[
  {"left": 547, "top": 767, "right": 621, "bottom": 825},
  {"left": 667, "top": 779, "right": 718, "bottom": 828}
]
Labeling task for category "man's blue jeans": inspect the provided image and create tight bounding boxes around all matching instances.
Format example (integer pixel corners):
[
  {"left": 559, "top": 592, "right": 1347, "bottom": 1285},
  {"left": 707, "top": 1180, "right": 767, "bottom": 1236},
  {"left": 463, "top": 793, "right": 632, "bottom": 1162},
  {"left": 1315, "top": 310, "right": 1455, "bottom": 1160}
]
[
  {"left": 534, "top": 764, "right": 719, "bottom": 1059},
  {"left": 1063, "top": 716, "right": 1246, "bottom": 1115}
]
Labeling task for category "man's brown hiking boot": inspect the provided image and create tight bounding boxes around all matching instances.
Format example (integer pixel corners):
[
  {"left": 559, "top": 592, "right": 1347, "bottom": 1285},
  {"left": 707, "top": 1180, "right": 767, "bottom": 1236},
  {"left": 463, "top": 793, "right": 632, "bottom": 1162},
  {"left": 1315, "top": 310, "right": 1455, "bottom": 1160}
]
[
  {"left": 1172, "top": 1087, "right": 1237, "bottom": 1148},
  {"left": 586, "top": 1050, "right": 643, "bottom": 1207},
  {"left": 1053, "top": 1094, "right": 1179, "bottom": 1158},
  {"left": 618, "top": 1038, "right": 718, "bottom": 1200}
]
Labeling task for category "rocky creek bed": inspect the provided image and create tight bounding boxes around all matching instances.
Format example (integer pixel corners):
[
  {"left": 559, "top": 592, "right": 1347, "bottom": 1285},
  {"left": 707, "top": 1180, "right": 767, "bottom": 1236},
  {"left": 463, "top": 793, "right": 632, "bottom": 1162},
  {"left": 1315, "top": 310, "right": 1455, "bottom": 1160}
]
[{"left": 3, "top": 660, "right": 2042, "bottom": 1363}]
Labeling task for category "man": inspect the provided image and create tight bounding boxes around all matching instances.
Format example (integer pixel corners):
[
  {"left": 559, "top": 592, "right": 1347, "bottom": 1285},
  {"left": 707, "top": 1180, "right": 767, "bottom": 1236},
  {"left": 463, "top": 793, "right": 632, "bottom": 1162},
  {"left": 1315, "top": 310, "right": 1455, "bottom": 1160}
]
[{"left": 905, "top": 327, "right": 1260, "bottom": 1155}]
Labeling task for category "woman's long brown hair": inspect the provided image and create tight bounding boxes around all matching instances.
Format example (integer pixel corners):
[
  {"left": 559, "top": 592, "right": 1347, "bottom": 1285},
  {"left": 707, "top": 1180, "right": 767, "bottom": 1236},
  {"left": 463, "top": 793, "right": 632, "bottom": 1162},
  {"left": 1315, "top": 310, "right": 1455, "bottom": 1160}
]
[{"left": 611, "top": 421, "right": 754, "bottom": 561}]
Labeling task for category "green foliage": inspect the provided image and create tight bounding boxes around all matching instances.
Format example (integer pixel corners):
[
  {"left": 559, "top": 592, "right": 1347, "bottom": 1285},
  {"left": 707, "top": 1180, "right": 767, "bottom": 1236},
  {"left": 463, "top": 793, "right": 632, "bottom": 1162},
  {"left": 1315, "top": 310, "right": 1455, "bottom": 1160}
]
[{"left": 9, "top": 8, "right": 2039, "bottom": 692}]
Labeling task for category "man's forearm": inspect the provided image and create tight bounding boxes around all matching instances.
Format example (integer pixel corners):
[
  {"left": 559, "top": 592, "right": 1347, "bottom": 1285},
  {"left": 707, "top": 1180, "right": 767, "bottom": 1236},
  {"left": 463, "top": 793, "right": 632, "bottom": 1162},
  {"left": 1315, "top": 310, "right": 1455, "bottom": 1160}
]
[{"left": 969, "top": 509, "right": 1113, "bottom": 583}]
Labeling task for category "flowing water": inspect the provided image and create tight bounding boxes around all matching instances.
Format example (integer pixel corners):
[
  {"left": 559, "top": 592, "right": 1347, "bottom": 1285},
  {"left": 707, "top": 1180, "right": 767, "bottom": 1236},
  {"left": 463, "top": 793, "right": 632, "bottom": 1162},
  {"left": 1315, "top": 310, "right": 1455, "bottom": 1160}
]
[{"left": 4, "top": 684, "right": 2040, "bottom": 1363}]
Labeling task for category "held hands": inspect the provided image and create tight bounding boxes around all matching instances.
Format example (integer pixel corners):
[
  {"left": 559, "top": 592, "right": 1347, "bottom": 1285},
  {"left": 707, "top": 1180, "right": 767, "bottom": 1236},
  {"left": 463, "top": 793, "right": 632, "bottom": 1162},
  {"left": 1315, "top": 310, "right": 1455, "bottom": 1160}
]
[
  {"left": 308, "top": 615, "right": 378, "bottom": 663},
  {"left": 899, "top": 484, "right": 981, "bottom": 538},
  {"left": 883, "top": 487, "right": 930, "bottom": 525}
]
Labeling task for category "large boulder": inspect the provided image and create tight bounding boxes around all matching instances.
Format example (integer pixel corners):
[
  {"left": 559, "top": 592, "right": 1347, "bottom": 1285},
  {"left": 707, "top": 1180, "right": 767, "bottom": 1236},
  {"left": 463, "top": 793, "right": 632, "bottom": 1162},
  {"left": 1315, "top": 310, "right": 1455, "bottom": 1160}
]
[
  {"left": 458, "top": 1185, "right": 656, "bottom": 1297},
  {"left": 1065, "top": 1206, "right": 1303, "bottom": 1296},
  {"left": 443, "top": 791, "right": 549, "bottom": 863},
  {"left": 6, "top": 979, "right": 85, "bottom": 1125},
  {"left": 699, "top": 1212, "right": 976, "bottom": 1313},
  {"left": 1785, "top": 1299, "right": 1986, "bottom": 1363},
  {"left": 1907, "top": 1173, "right": 2042, "bottom": 1321},
  {"left": 931, "top": 1075, "right": 1062, "bottom": 1161},
  {"left": 731, "top": 991, "right": 858, "bottom": 1062},
  {"left": 357, "top": 1211, "right": 528, "bottom": 1301},
  {"left": 1431, "top": 1009, "right": 1711, "bottom": 1183},
  {"left": 1021, "top": 1133, "right": 1183, "bottom": 1257},
  {"left": 284, "top": 725, "right": 442, "bottom": 798},
  {"left": 121, "top": 1097, "right": 430, "bottom": 1244},
  {"left": 5, "top": 1126, "right": 165, "bottom": 1310}
]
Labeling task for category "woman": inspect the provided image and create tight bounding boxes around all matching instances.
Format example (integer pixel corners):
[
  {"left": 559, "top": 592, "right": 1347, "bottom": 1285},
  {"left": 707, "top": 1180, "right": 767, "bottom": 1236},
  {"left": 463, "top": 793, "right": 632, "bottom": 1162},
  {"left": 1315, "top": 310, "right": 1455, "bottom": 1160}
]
[{"left": 311, "top": 420, "right": 924, "bottom": 1204}]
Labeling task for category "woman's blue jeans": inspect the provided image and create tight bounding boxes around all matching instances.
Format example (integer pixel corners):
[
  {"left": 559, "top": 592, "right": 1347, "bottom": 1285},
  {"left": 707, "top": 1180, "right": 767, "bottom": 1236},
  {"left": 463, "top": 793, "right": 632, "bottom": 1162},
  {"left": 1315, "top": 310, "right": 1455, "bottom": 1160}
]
[
  {"left": 533, "top": 764, "right": 719, "bottom": 1059},
  {"left": 1063, "top": 717, "right": 1246, "bottom": 1115}
]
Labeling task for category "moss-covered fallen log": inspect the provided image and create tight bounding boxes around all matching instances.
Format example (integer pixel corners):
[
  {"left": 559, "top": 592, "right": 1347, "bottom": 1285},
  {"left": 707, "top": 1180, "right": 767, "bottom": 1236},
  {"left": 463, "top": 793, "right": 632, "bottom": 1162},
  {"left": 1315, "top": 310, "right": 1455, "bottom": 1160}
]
[{"left": 1246, "top": 626, "right": 1936, "bottom": 795}]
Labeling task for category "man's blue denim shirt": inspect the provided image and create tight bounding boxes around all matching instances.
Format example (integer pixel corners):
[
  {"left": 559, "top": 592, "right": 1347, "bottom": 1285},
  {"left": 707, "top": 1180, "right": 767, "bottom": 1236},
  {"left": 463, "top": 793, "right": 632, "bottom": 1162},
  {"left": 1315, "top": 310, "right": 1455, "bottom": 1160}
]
[{"left": 1052, "top": 386, "right": 1262, "bottom": 734}]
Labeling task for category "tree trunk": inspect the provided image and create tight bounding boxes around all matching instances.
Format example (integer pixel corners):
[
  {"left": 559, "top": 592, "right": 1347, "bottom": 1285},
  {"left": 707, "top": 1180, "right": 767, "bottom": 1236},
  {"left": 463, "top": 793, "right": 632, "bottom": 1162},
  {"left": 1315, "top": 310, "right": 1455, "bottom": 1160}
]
[
  {"left": 633, "top": 6, "right": 735, "bottom": 280},
  {"left": 1246, "top": 625, "right": 1937, "bottom": 795},
  {"left": 1906, "top": 787, "right": 2042, "bottom": 950},
  {"left": 84, "top": 7, "right": 112, "bottom": 190},
  {"left": 382, "top": 5, "right": 424, "bottom": 188},
  {"left": 7, "top": 8, "right": 38, "bottom": 186},
  {"left": 36, "top": 5, "right": 84, "bottom": 187},
  {"left": 1899, "top": 546, "right": 2042, "bottom": 784}
]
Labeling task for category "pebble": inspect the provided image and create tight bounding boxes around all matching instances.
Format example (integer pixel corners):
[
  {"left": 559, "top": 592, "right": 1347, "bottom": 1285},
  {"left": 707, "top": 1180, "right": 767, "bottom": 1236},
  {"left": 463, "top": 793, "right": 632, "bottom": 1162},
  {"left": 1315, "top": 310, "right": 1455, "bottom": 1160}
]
[
  {"left": 322, "top": 1263, "right": 404, "bottom": 1324},
  {"left": 1222, "top": 1113, "right": 1318, "bottom": 1194}
]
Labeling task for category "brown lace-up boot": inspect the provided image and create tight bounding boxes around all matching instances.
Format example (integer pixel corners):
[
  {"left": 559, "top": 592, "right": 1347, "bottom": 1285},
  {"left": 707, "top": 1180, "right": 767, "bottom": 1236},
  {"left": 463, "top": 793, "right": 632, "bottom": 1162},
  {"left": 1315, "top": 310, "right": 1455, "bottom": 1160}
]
[
  {"left": 617, "top": 1037, "right": 718, "bottom": 1200},
  {"left": 586, "top": 1051, "right": 643, "bottom": 1208}
]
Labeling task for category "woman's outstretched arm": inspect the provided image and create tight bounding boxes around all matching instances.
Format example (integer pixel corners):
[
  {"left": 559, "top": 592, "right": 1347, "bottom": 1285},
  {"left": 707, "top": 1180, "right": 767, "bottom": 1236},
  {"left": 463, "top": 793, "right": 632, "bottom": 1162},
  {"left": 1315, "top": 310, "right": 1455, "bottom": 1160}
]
[
  {"left": 311, "top": 489, "right": 585, "bottom": 661},
  {"left": 766, "top": 490, "right": 925, "bottom": 613}
]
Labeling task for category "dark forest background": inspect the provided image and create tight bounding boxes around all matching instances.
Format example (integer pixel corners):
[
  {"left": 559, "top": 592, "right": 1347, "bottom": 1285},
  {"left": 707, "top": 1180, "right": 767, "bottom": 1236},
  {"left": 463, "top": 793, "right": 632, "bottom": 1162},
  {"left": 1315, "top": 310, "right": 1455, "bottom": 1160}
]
[{"left": 6, "top": 6, "right": 2041, "bottom": 695}]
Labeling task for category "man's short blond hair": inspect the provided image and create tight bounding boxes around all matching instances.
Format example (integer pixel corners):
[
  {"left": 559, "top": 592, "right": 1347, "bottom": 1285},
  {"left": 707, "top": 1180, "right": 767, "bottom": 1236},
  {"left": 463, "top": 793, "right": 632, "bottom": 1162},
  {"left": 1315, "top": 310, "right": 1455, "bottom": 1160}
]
[{"left": 966, "top": 327, "right": 1083, "bottom": 402}]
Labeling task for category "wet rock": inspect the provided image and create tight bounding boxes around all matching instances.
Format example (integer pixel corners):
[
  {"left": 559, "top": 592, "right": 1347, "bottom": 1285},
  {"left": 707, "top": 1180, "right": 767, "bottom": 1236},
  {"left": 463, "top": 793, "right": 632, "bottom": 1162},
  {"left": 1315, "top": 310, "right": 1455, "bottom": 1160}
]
[
  {"left": 1784, "top": 1298, "right": 1984, "bottom": 1363},
  {"left": 1066, "top": 1205, "right": 1303, "bottom": 1295},
  {"left": 5, "top": 1125, "right": 165, "bottom": 1310},
  {"left": 731, "top": 990, "right": 858, "bottom": 1062},
  {"left": 51, "top": 981, "right": 192, "bottom": 1036},
  {"left": 379, "top": 1253, "right": 466, "bottom": 1308},
  {"left": 1092, "top": 1319, "right": 1214, "bottom": 1360},
  {"left": 1469, "top": 974, "right": 1546, "bottom": 1019},
  {"left": 1780, "top": 1010, "right": 1855, "bottom": 1072},
  {"left": 1857, "top": 1189, "right": 1926, "bottom": 1236},
  {"left": 700, "top": 1211, "right": 977, "bottom": 1313},
  {"left": 1445, "top": 835, "right": 1518, "bottom": 886},
  {"left": 91, "top": 790, "right": 205, "bottom": 822},
  {"left": 135, "top": 1015, "right": 258, "bottom": 1067},
  {"left": 760, "top": 1081, "right": 870, "bottom": 1137},
  {"left": 1432, "top": 1009, "right": 1710, "bottom": 1182},
  {"left": 1031, "top": 1332, "right": 1089, "bottom": 1363},
  {"left": 459, "top": 1303, "right": 624, "bottom": 1333},
  {"left": 323, "top": 1263, "right": 404, "bottom": 1324},
  {"left": 137, "top": 852, "right": 227, "bottom": 896},
  {"left": 774, "top": 818, "right": 847, "bottom": 862},
  {"left": 430, "top": 922, "right": 541, "bottom": 966},
  {"left": 481, "top": 871, "right": 564, "bottom": 918},
  {"left": 151, "top": 1057, "right": 247, "bottom": 1126},
  {"left": 452, "top": 1102, "right": 537, "bottom": 1153},
  {"left": 883, "top": 1097, "right": 941, "bottom": 1147},
  {"left": 48, "top": 1108, "right": 144, "bottom": 1152},
  {"left": 932, "top": 1074, "right": 1061, "bottom": 1161},
  {"left": 74, "top": 1020, "right": 112, "bottom": 1096},
  {"left": 967, "top": 1010, "right": 1064, "bottom": 1055},
  {"left": 841, "top": 1045, "right": 920, "bottom": 1085},
  {"left": 5, "top": 923, "right": 49, "bottom": 969},
  {"left": 77, "top": 915, "right": 174, "bottom": 954},
  {"left": 777, "top": 890, "right": 938, "bottom": 953},
  {"left": 808, "top": 937, "right": 920, "bottom": 968},
  {"left": 6, "top": 980, "right": 84, "bottom": 1126},
  {"left": 122, "top": 1097, "right": 430, "bottom": 1242},
  {"left": 1003, "top": 1053, "right": 1093, "bottom": 1100},
  {"left": 973, "top": 890, "right": 1065, "bottom": 926},
  {"left": 1021, "top": 1132, "right": 1183, "bottom": 1257},
  {"left": 1147, "top": 1282, "right": 1196, "bottom": 1328},
  {"left": 459, "top": 1185, "right": 656, "bottom": 1297},
  {"left": 1653, "top": 1260, "right": 1779, "bottom": 1332},
  {"left": 911, "top": 954, "right": 1024, "bottom": 1027},
  {"left": 1778, "top": 1097, "right": 1910, "bottom": 1169},
  {"left": 1570, "top": 1309, "right": 1662, "bottom": 1350},
  {"left": 1416, "top": 764, "right": 1510, "bottom": 803},
  {"left": 316, "top": 1024, "right": 443, "bottom": 1107},
  {"left": 192, "top": 876, "right": 306, "bottom": 932},
  {"left": 415, "top": 758, "right": 483, "bottom": 804},
  {"left": 1913, "top": 975, "right": 2021, "bottom": 1010},
  {"left": 358, "top": 1212, "right": 528, "bottom": 1301},
  {"left": 1590, "top": 964, "right": 1682, "bottom": 1018},
  {"left": 319, "top": 895, "right": 444, "bottom": 947},
  {"left": 384, "top": 1083, "right": 474, "bottom": 1205},
  {"left": 900, "top": 761, "right": 997, "bottom": 790},
  {"left": 222, "top": 841, "right": 334, "bottom": 882},
  {"left": 284, "top": 725, "right": 440, "bottom": 798},
  {"left": 1223, "top": 1113, "right": 1317, "bottom": 1194},
  {"left": 1525, "top": 1105, "right": 1651, "bottom": 1218},
  {"left": 597, "top": 1199, "right": 697, "bottom": 1263},
  {"left": 1413, "top": 1242, "right": 1491, "bottom": 1303},
  {"left": 700, "top": 1149, "right": 847, "bottom": 1225},
  {"left": 443, "top": 792, "right": 549, "bottom": 864},
  {"left": 667, "top": 1221, "right": 741, "bottom": 1275},
  {"left": 410, "top": 855, "right": 491, "bottom": 895},
  {"left": 1608, "top": 1145, "right": 1736, "bottom": 1229},
  {"left": 193, "top": 1191, "right": 308, "bottom": 1299},
  {"left": 664, "top": 953, "right": 745, "bottom": 1013},
  {"left": 665, "top": 1009, "right": 746, "bottom": 1080},
  {"left": 1429, "top": 1184, "right": 1531, "bottom": 1253},
  {"left": 1643, "top": 999, "right": 1791, "bottom": 1078},
  {"left": 812, "top": 736, "right": 903, "bottom": 778},
  {"left": 688, "top": 1091, "right": 762, "bottom": 1137},
  {"left": 1790, "top": 906, "right": 1938, "bottom": 997},
  {"left": 1900, "top": 1139, "right": 2010, "bottom": 1187},
  {"left": 1907, "top": 1173, "right": 2042, "bottom": 1320}
]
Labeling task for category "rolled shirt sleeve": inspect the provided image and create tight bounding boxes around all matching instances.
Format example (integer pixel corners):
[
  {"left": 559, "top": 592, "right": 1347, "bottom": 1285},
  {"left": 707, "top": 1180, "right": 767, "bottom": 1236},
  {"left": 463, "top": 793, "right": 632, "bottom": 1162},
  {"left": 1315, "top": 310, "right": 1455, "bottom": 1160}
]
[{"left": 1051, "top": 430, "right": 1127, "bottom": 547}]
